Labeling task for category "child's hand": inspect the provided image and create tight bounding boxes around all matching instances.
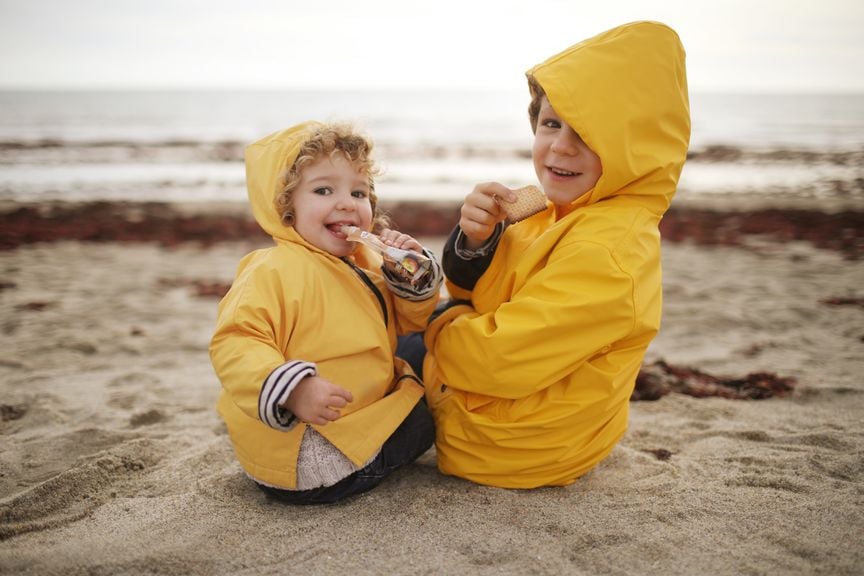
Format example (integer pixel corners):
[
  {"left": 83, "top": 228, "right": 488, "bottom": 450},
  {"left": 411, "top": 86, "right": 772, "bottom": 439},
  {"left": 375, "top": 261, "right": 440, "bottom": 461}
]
[
  {"left": 379, "top": 229, "right": 423, "bottom": 253},
  {"left": 460, "top": 182, "right": 516, "bottom": 250},
  {"left": 283, "top": 376, "right": 354, "bottom": 426}
]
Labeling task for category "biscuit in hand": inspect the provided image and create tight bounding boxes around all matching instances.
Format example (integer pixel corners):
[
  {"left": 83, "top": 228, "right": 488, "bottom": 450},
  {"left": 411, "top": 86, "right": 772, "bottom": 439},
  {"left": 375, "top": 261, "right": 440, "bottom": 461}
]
[{"left": 499, "top": 185, "right": 547, "bottom": 222}]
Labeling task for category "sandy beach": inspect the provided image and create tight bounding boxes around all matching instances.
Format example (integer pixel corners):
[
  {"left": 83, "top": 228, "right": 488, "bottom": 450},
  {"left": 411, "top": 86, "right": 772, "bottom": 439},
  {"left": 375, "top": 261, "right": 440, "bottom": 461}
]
[{"left": 1, "top": 201, "right": 863, "bottom": 575}]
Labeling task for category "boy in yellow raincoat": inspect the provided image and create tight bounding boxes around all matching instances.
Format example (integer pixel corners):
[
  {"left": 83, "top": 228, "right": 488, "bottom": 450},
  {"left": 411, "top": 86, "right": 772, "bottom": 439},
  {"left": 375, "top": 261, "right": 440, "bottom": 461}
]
[
  {"left": 210, "top": 122, "right": 442, "bottom": 503},
  {"left": 419, "top": 21, "right": 691, "bottom": 488}
]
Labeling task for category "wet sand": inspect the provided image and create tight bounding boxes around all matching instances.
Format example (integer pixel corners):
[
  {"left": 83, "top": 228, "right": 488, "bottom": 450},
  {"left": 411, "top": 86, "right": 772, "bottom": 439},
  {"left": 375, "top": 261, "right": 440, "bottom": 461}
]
[{"left": 1, "top": 201, "right": 862, "bottom": 575}]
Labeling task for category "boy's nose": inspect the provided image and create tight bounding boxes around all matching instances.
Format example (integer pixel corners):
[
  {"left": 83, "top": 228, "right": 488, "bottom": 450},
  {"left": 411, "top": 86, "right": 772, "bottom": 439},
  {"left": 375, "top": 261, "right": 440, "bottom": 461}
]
[
  {"left": 551, "top": 123, "right": 585, "bottom": 156},
  {"left": 551, "top": 133, "right": 579, "bottom": 155}
]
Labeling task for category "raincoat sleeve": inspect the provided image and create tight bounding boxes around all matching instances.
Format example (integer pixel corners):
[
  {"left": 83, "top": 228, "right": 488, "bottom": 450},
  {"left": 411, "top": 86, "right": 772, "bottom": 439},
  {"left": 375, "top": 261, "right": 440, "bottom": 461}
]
[
  {"left": 442, "top": 224, "right": 503, "bottom": 298},
  {"left": 426, "top": 238, "right": 637, "bottom": 399},
  {"left": 210, "top": 254, "right": 312, "bottom": 431}
]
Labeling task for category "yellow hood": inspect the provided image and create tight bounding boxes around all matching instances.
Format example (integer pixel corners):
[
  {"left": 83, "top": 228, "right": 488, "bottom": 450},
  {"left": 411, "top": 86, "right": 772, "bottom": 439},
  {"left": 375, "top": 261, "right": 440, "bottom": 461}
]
[
  {"left": 528, "top": 20, "right": 690, "bottom": 214},
  {"left": 244, "top": 121, "right": 323, "bottom": 240}
]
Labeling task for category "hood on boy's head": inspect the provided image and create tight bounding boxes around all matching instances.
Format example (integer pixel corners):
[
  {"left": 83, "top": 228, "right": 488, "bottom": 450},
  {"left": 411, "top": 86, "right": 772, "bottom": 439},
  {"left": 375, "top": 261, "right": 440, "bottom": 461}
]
[
  {"left": 527, "top": 21, "right": 691, "bottom": 214},
  {"left": 244, "top": 121, "right": 323, "bottom": 240}
]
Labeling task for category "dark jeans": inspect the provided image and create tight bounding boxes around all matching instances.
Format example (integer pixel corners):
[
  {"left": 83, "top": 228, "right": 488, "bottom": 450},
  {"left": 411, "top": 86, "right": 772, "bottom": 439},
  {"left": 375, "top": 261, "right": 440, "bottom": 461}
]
[
  {"left": 395, "top": 298, "right": 469, "bottom": 380},
  {"left": 256, "top": 400, "right": 434, "bottom": 505},
  {"left": 396, "top": 332, "right": 427, "bottom": 379}
]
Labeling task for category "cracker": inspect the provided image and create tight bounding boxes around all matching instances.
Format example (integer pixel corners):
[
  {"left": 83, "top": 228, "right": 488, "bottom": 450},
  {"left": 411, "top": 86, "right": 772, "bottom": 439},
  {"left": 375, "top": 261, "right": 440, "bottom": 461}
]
[{"left": 499, "top": 185, "right": 547, "bottom": 222}]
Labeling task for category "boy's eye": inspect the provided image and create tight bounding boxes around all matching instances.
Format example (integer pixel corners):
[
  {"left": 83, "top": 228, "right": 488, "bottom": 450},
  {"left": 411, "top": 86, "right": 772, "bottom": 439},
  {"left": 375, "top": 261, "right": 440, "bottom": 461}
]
[
  {"left": 313, "top": 186, "right": 332, "bottom": 195},
  {"left": 351, "top": 190, "right": 369, "bottom": 199},
  {"left": 541, "top": 118, "right": 561, "bottom": 129}
]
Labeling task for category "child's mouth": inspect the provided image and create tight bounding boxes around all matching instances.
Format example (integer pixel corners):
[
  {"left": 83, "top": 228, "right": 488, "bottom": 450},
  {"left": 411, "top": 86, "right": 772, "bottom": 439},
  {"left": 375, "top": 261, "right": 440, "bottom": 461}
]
[
  {"left": 550, "top": 167, "right": 578, "bottom": 177},
  {"left": 326, "top": 223, "right": 354, "bottom": 238}
]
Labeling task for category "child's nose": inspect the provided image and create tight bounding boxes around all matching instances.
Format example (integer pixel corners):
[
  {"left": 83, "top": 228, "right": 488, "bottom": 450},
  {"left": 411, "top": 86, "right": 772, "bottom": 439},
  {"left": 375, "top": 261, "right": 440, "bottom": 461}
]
[
  {"left": 551, "top": 129, "right": 580, "bottom": 155},
  {"left": 335, "top": 193, "right": 355, "bottom": 211}
]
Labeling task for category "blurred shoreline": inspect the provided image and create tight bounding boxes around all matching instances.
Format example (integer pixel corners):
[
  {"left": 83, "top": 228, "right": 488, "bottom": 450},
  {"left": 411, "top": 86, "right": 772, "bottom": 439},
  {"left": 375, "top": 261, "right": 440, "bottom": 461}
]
[{"left": 2, "top": 140, "right": 862, "bottom": 206}]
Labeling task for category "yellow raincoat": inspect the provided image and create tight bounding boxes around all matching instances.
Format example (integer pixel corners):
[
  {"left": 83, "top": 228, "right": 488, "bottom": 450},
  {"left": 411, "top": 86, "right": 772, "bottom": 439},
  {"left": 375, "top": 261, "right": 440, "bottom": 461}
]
[
  {"left": 210, "top": 123, "right": 438, "bottom": 489},
  {"left": 423, "top": 22, "right": 691, "bottom": 488}
]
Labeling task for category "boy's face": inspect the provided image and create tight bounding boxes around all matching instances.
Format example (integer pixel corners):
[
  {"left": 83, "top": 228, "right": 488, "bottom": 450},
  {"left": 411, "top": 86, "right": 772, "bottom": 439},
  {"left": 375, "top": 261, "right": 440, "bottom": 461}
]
[
  {"left": 292, "top": 154, "right": 374, "bottom": 256},
  {"left": 532, "top": 97, "right": 602, "bottom": 207}
]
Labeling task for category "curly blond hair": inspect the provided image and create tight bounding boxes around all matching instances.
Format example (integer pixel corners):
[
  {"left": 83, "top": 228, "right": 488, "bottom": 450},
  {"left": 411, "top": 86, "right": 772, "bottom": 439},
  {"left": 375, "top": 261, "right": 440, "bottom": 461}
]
[{"left": 276, "top": 123, "right": 388, "bottom": 229}]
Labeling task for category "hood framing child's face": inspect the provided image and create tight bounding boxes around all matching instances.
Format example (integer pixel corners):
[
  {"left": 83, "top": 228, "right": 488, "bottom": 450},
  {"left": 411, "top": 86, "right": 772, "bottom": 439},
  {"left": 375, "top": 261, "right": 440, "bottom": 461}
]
[
  {"left": 292, "top": 154, "right": 374, "bottom": 256},
  {"left": 532, "top": 98, "right": 602, "bottom": 209}
]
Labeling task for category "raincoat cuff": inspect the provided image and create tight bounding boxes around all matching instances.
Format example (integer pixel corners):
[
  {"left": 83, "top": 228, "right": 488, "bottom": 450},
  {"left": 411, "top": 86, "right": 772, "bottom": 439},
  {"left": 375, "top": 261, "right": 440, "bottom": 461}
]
[
  {"left": 453, "top": 223, "right": 504, "bottom": 260},
  {"left": 258, "top": 360, "right": 317, "bottom": 431}
]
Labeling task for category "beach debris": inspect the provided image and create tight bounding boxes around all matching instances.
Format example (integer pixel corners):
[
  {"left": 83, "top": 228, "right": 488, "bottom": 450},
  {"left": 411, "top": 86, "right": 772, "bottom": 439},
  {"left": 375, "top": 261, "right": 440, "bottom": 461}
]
[
  {"left": 1, "top": 403, "right": 28, "bottom": 422},
  {"left": 192, "top": 281, "right": 232, "bottom": 298},
  {"left": 62, "top": 342, "right": 97, "bottom": 355},
  {"left": 658, "top": 207, "right": 863, "bottom": 260},
  {"left": 157, "top": 278, "right": 231, "bottom": 298},
  {"left": 632, "top": 359, "right": 796, "bottom": 401},
  {"left": 2, "top": 201, "right": 861, "bottom": 259},
  {"left": 15, "top": 301, "right": 53, "bottom": 312},
  {"left": 643, "top": 448, "right": 673, "bottom": 461},
  {"left": 739, "top": 342, "right": 770, "bottom": 357},
  {"left": 820, "top": 296, "right": 864, "bottom": 308},
  {"left": 340, "top": 225, "right": 433, "bottom": 287},
  {"left": 129, "top": 409, "right": 167, "bottom": 428}
]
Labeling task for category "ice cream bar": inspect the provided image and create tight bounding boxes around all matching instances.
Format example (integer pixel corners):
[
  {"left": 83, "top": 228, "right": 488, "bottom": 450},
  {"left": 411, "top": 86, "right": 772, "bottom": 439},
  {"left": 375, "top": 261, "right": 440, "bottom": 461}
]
[{"left": 341, "top": 226, "right": 432, "bottom": 286}]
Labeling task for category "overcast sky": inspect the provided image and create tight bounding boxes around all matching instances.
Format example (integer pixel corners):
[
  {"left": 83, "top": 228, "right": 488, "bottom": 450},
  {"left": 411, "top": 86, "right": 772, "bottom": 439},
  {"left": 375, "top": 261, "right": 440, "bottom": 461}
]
[{"left": 1, "top": 0, "right": 862, "bottom": 93}]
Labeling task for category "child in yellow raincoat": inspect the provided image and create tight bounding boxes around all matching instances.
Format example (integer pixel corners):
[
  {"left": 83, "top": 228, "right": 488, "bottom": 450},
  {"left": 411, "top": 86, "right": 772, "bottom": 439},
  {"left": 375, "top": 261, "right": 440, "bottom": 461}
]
[
  {"left": 414, "top": 21, "right": 691, "bottom": 488},
  {"left": 210, "top": 122, "right": 442, "bottom": 504}
]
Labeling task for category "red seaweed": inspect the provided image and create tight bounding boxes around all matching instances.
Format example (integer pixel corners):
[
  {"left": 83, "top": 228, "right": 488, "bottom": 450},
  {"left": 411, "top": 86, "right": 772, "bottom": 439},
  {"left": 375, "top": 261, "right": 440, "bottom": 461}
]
[{"left": 632, "top": 359, "right": 796, "bottom": 401}]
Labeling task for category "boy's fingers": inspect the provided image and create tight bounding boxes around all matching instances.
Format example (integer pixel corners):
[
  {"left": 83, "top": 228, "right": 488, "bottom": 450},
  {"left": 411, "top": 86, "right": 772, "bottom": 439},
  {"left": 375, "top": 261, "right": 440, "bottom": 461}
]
[
  {"left": 477, "top": 182, "right": 516, "bottom": 203},
  {"left": 470, "top": 189, "right": 499, "bottom": 209},
  {"left": 465, "top": 202, "right": 498, "bottom": 224},
  {"left": 492, "top": 190, "right": 518, "bottom": 204}
]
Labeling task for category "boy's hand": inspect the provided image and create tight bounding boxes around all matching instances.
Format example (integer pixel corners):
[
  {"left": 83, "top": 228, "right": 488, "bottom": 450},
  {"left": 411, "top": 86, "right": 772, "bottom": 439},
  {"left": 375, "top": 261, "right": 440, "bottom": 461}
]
[
  {"left": 283, "top": 376, "right": 353, "bottom": 426},
  {"left": 460, "top": 182, "right": 516, "bottom": 250},
  {"left": 379, "top": 229, "right": 423, "bottom": 253}
]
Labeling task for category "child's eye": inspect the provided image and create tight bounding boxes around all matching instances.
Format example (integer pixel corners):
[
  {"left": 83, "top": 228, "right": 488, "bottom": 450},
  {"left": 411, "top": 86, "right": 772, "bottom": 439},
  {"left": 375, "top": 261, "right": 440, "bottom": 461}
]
[
  {"left": 313, "top": 186, "right": 333, "bottom": 195},
  {"left": 352, "top": 190, "right": 369, "bottom": 199},
  {"left": 541, "top": 118, "right": 561, "bottom": 129}
]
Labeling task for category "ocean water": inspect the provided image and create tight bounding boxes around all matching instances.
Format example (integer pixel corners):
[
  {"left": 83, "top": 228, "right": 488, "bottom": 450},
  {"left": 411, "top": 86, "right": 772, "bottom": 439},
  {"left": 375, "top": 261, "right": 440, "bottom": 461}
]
[{"left": 0, "top": 90, "right": 861, "bottom": 206}]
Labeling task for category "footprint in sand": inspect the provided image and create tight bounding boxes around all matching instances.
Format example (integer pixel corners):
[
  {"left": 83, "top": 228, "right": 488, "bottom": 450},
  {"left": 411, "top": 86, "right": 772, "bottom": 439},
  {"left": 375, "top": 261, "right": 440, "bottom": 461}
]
[{"left": 0, "top": 438, "right": 164, "bottom": 540}]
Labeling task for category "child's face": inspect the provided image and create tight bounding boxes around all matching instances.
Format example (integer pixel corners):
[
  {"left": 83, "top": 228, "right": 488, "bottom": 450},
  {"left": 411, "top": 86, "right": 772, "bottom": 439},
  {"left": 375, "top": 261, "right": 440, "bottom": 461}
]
[
  {"left": 292, "top": 154, "right": 374, "bottom": 257},
  {"left": 532, "top": 97, "right": 602, "bottom": 207}
]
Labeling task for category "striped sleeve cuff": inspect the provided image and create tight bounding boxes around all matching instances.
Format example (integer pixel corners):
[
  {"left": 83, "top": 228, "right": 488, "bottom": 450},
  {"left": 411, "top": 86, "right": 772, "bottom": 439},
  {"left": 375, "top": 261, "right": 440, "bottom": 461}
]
[
  {"left": 383, "top": 247, "right": 444, "bottom": 302},
  {"left": 258, "top": 360, "right": 317, "bottom": 431},
  {"left": 453, "top": 222, "right": 504, "bottom": 259}
]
